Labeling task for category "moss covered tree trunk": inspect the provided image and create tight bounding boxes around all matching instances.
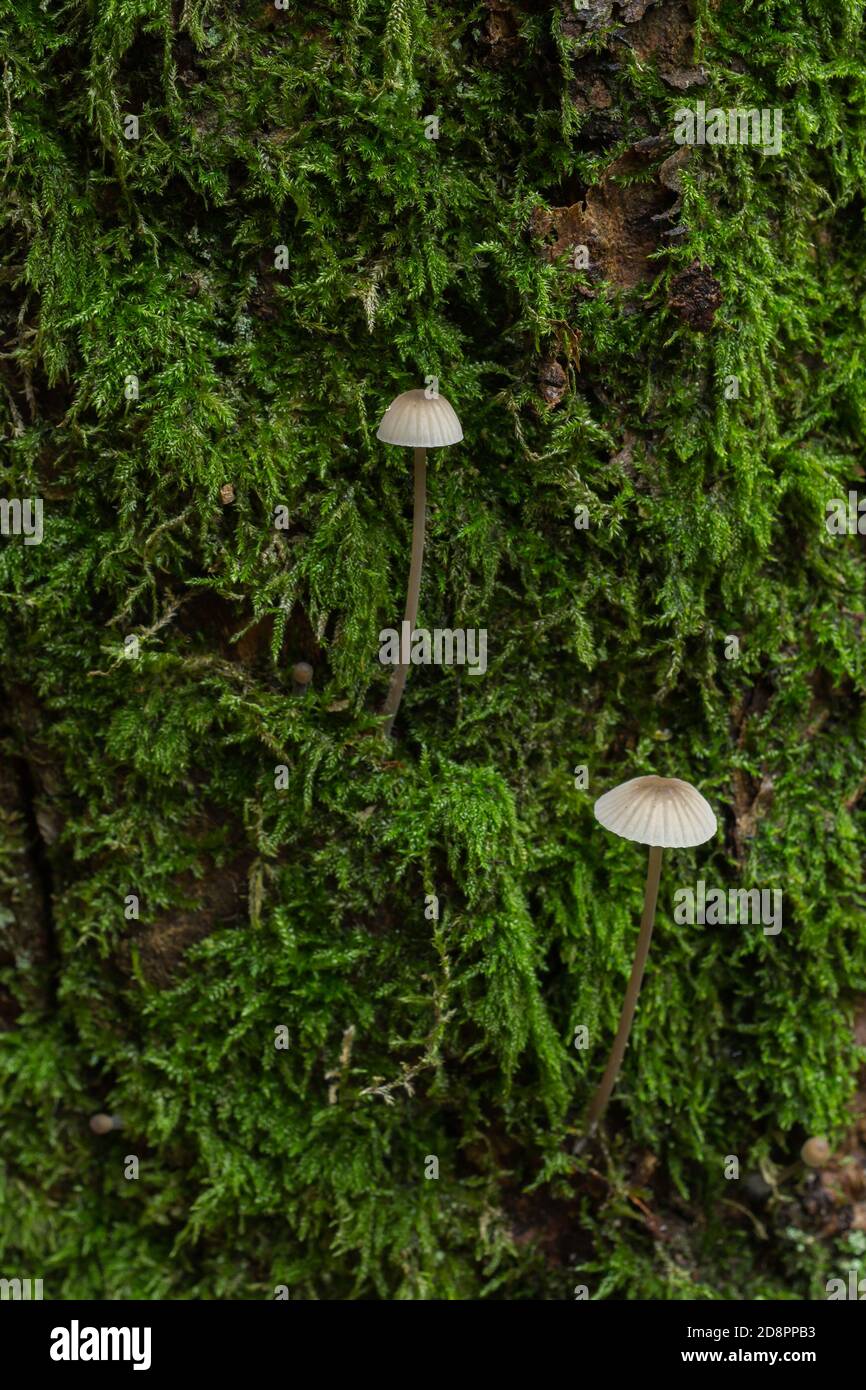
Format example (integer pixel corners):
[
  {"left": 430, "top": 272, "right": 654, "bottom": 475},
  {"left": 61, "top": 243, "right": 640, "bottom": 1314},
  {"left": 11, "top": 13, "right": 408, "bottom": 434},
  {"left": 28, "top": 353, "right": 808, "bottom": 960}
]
[{"left": 2, "top": 0, "right": 865, "bottom": 1299}]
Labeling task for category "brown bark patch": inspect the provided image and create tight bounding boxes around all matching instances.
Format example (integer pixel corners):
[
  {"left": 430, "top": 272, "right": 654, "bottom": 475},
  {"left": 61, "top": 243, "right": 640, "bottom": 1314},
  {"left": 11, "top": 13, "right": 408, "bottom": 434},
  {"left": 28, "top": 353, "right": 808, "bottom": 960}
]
[
  {"left": 667, "top": 258, "right": 722, "bottom": 329},
  {"left": 532, "top": 141, "right": 680, "bottom": 292},
  {"left": 571, "top": 57, "right": 617, "bottom": 117},
  {"left": 561, "top": 0, "right": 657, "bottom": 37},
  {"left": 478, "top": 0, "right": 522, "bottom": 64},
  {"left": 616, "top": 0, "right": 706, "bottom": 89}
]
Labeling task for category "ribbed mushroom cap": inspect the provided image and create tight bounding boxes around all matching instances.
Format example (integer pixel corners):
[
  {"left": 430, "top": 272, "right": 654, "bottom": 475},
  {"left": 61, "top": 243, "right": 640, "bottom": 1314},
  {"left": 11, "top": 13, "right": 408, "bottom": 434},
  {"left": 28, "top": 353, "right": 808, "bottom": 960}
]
[
  {"left": 376, "top": 389, "right": 463, "bottom": 448},
  {"left": 594, "top": 775, "right": 717, "bottom": 849}
]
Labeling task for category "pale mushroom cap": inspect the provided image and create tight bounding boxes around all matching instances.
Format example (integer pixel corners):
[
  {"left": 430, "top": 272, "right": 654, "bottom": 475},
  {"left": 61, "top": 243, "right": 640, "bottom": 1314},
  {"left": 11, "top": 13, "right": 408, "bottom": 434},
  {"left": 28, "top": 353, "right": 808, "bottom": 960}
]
[
  {"left": 89, "top": 1113, "right": 116, "bottom": 1135},
  {"left": 594, "top": 775, "right": 717, "bottom": 849},
  {"left": 800, "top": 1136, "right": 831, "bottom": 1167},
  {"left": 376, "top": 389, "right": 463, "bottom": 448}
]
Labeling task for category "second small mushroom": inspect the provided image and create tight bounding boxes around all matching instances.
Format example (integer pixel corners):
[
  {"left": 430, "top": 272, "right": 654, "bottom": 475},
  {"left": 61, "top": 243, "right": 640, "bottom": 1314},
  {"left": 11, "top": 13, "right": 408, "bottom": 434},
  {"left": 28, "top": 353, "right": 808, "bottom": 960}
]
[{"left": 586, "top": 774, "right": 717, "bottom": 1133}]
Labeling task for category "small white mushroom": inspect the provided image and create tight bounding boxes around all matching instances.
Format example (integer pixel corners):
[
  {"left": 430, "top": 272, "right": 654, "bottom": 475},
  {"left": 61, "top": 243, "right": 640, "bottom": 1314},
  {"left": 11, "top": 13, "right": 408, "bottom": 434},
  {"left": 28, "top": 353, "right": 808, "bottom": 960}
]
[
  {"left": 586, "top": 774, "right": 717, "bottom": 1133},
  {"left": 376, "top": 389, "right": 463, "bottom": 450},
  {"left": 89, "top": 1113, "right": 123, "bottom": 1135},
  {"left": 376, "top": 388, "right": 463, "bottom": 735},
  {"left": 291, "top": 660, "right": 314, "bottom": 695},
  {"left": 801, "top": 1136, "right": 831, "bottom": 1167}
]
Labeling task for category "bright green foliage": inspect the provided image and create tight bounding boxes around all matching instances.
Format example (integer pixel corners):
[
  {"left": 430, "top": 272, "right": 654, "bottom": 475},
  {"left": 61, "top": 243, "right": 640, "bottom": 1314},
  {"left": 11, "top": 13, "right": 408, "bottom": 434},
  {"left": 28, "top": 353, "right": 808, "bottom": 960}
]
[{"left": 1, "top": 0, "right": 865, "bottom": 1300}]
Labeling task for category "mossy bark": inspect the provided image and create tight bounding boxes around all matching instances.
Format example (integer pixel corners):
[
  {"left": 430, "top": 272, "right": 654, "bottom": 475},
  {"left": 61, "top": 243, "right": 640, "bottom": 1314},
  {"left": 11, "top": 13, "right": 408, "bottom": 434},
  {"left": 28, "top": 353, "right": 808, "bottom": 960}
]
[{"left": 1, "top": 0, "right": 866, "bottom": 1299}]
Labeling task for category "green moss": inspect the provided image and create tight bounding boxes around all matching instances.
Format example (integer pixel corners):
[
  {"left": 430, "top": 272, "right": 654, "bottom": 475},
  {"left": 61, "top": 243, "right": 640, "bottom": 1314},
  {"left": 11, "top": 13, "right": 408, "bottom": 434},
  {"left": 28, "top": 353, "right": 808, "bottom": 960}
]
[{"left": 1, "top": 0, "right": 865, "bottom": 1298}]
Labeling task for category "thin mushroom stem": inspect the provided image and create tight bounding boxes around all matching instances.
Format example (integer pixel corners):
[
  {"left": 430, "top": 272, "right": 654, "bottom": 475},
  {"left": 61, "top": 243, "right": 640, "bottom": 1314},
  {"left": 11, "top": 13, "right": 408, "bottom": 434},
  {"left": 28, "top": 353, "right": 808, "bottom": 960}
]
[
  {"left": 586, "top": 843, "right": 663, "bottom": 1133},
  {"left": 382, "top": 445, "right": 426, "bottom": 736}
]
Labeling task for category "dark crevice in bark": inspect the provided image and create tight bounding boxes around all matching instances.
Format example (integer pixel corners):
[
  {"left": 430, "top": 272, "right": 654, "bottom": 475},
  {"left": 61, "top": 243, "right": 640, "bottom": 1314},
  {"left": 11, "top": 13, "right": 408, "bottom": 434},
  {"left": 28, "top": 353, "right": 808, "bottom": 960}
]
[
  {"left": 12, "top": 752, "right": 60, "bottom": 1006},
  {"left": 0, "top": 701, "right": 61, "bottom": 1017}
]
